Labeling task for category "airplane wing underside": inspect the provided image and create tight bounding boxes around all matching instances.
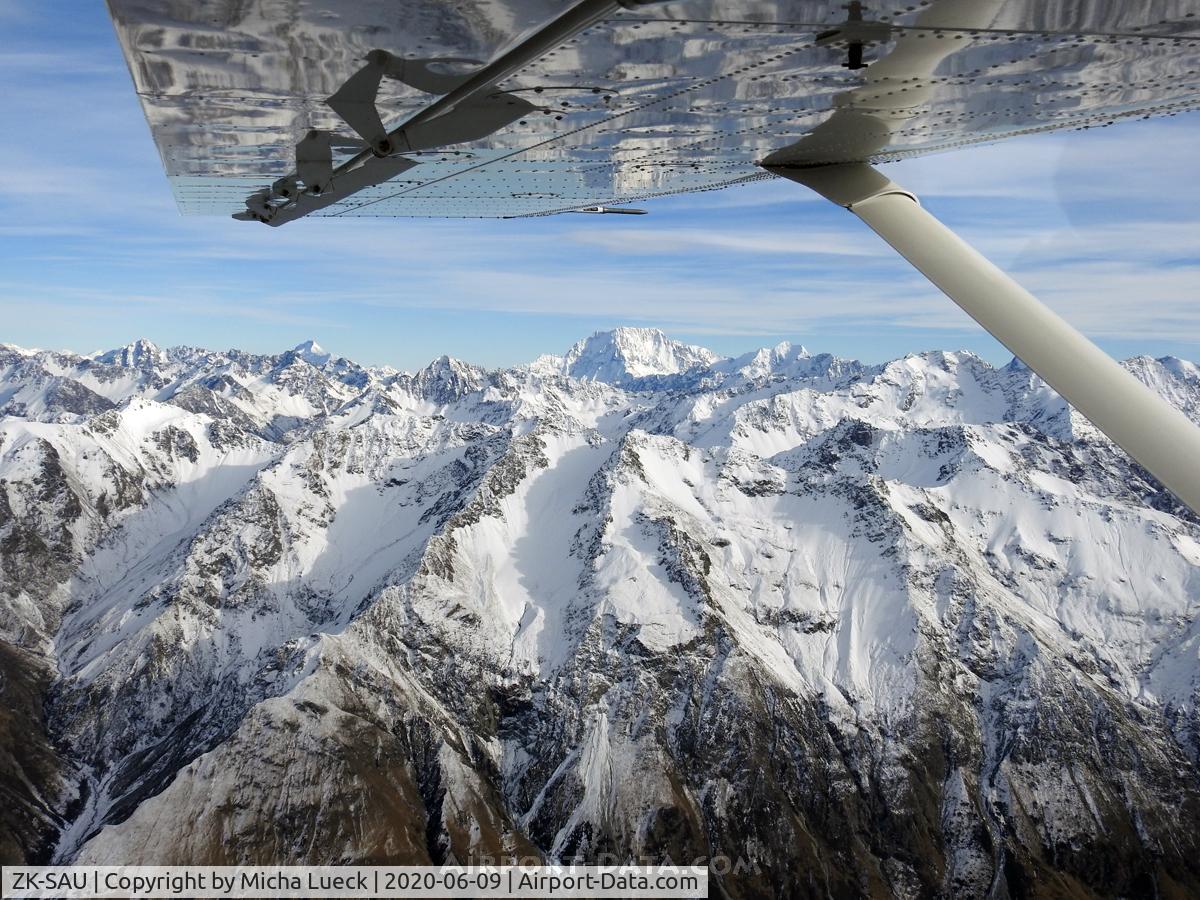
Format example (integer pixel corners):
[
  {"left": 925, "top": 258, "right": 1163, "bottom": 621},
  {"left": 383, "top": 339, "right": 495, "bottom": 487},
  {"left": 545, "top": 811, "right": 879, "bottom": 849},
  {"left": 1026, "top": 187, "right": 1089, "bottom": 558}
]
[{"left": 106, "top": 0, "right": 1200, "bottom": 221}]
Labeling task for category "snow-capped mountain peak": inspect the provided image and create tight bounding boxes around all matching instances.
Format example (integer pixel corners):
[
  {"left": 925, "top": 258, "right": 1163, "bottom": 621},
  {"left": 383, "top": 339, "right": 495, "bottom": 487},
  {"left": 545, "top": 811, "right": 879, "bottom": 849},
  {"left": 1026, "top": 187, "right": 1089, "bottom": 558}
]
[
  {"left": 723, "top": 340, "right": 812, "bottom": 380},
  {"left": 406, "top": 354, "right": 487, "bottom": 403},
  {"left": 292, "top": 339, "right": 331, "bottom": 366},
  {"left": 92, "top": 338, "right": 166, "bottom": 369},
  {"left": 559, "top": 327, "right": 720, "bottom": 383}
]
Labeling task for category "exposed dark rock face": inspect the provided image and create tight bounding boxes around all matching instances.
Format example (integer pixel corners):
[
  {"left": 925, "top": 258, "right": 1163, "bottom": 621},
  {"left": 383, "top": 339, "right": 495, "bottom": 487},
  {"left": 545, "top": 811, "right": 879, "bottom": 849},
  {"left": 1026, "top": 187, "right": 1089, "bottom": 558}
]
[
  {"left": 0, "top": 642, "right": 72, "bottom": 864},
  {"left": 1, "top": 333, "right": 1199, "bottom": 898}
]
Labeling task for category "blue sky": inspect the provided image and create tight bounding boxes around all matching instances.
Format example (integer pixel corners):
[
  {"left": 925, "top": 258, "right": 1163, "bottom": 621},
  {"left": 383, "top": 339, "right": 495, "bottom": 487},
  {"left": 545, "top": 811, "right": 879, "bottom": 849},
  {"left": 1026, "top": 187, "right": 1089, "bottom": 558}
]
[{"left": 2, "top": 1, "right": 1199, "bottom": 371}]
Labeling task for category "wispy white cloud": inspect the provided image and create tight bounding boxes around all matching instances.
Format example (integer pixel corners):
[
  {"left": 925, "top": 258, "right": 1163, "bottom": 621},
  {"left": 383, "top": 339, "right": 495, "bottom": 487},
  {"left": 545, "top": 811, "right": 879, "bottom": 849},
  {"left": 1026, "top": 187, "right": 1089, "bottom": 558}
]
[
  {"left": 0, "top": 50, "right": 124, "bottom": 75},
  {"left": 1, "top": 1, "right": 1199, "bottom": 370},
  {"left": 564, "top": 226, "right": 880, "bottom": 257}
]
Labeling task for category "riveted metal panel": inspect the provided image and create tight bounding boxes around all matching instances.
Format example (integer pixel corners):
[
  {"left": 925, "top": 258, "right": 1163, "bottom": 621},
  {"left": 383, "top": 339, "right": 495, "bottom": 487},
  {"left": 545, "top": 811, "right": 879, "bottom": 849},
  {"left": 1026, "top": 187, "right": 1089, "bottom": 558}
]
[{"left": 106, "top": 0, "right": 1200, "bottom": 219}]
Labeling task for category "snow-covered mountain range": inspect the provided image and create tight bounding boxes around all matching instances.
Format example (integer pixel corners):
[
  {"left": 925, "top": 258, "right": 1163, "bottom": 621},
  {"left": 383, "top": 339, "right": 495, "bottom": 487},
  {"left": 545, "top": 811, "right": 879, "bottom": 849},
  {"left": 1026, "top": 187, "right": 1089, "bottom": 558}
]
[{"left": 2, "top": 328, "right": 1199, "bottom": 897}]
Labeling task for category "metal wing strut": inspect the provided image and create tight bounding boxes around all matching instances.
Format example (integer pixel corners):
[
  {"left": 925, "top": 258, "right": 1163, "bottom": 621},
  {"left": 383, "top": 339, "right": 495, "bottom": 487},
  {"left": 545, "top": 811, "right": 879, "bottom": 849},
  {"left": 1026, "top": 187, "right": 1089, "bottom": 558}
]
[{"left": 768, "top": 162, "right": 1200, "bottom": 514}]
